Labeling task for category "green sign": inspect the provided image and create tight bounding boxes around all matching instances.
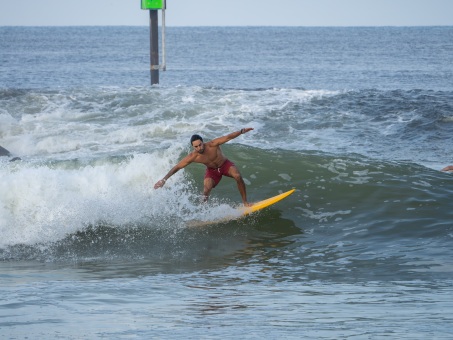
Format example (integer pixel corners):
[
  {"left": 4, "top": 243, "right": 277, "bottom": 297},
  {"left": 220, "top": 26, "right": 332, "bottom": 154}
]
[{"left": 141, "top": 0, "right": 164, "bottom": 10}]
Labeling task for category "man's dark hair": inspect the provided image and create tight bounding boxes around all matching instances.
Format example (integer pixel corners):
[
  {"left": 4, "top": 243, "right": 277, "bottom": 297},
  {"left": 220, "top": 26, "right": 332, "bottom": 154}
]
[{"left": 190, "top": 134, "right": 203, "bottom": 145}]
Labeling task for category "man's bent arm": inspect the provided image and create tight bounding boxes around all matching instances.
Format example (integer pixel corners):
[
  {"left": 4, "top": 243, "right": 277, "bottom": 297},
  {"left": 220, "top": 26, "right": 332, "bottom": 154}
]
[{"left": 154, "top": 156, "right": 193, "bottom": 189}]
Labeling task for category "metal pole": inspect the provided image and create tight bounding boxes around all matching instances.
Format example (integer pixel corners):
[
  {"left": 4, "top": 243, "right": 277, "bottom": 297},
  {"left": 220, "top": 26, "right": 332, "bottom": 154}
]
[
  {"left": 149, "top": 9, "right": 159, "bottom": 85},
  {"left": 161, "top": 1, "right": 166, "bottom": 71}
]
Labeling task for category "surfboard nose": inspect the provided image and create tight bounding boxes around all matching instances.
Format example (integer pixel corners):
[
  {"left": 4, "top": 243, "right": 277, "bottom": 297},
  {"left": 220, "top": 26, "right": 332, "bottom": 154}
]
[{"left": 241, "top": 188, "right": 296, "bottom": 216}]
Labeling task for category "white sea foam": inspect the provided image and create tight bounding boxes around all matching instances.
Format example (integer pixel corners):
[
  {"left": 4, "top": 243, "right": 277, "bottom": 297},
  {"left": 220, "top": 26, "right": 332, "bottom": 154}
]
[{"left": 0, "top": 150, "right": 198, "bottom": 247}]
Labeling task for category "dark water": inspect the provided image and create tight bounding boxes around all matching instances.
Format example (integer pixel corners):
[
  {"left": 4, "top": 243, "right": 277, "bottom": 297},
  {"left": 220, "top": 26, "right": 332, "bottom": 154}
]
[{"left": 1, "top": 26, "right": 453, "bottom": 338}]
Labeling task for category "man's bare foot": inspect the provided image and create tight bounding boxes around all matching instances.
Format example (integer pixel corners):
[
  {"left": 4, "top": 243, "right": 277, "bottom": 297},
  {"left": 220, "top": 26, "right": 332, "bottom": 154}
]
[{"left": 243, "top": 201, "right": 253, "bottom": 207}]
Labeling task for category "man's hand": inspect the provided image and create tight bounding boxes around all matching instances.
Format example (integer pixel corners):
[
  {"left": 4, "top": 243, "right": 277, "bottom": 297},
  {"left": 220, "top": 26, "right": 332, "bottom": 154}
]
[
  {"left": 154, "top": 179, "right": 166, "bottom": 189},
  {"left": 241, "top": 127, "right": 254, "bottom": 134}
]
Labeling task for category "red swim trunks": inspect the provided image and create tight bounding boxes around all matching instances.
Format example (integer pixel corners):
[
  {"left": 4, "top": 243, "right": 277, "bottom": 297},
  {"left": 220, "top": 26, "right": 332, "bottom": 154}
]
[{"left": 204, "top": 159, "right": 235, "bottom": 188}]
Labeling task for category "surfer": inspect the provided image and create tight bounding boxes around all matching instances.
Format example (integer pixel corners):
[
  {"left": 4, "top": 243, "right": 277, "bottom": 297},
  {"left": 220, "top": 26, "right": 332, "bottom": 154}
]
[{"left": 154, "top": 128, "right": 254, "bottom": 206}]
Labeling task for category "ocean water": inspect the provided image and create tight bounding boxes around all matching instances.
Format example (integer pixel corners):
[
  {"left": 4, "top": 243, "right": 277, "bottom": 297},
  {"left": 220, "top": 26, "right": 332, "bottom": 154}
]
[{"left": 1, "top": 26, "right": 453, "bottom": 338}]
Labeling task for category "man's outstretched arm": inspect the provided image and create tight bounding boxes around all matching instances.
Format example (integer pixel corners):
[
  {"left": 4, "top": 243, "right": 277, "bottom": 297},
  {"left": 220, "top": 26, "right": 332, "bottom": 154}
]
[{"left": 210, "top": 128, "right": 254, "bottom": 146}]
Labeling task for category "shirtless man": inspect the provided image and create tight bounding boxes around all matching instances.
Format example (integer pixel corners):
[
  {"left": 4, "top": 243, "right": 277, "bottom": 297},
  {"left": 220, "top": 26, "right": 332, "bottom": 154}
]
[{"left": 154, "top": 128, "right": 254, "bottom": 206}]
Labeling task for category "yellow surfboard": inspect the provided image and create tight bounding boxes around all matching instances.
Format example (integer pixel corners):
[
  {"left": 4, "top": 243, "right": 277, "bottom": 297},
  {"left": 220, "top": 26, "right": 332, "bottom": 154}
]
[
  {"left": 187, "top": 189, "right": 295, "bottom": 227},
  {"left": 240, "top": 188, "right": 296, "bottom": 216}
]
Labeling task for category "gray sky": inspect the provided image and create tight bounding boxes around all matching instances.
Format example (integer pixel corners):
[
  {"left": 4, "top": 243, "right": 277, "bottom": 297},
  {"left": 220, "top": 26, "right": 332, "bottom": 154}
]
[{"left": 1, "top": 0, "right": 452, "bottom": 26}]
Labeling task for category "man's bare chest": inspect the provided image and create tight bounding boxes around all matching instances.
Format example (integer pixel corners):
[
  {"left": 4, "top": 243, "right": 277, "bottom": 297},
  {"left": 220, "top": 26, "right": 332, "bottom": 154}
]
[{"left": 194, "top": 146, "right": 224, "bottom": 165}]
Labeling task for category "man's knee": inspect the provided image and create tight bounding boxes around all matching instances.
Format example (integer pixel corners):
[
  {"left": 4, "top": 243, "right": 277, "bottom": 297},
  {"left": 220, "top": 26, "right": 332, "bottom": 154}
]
[
  {"left": 234, "top": 174, "right": 244, "bottom": 183},
  {"left": 233, "top": 171, "right": 244, "bottom": 183}
]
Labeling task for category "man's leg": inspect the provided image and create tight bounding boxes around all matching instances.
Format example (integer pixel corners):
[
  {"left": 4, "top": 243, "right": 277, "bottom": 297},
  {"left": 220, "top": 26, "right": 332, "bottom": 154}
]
[
  {"left": 227, "top": 166, "right": 250, "bottom": 206},
  {"left": 203, "top": 177, "right": 215, "bottom": 202}
]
